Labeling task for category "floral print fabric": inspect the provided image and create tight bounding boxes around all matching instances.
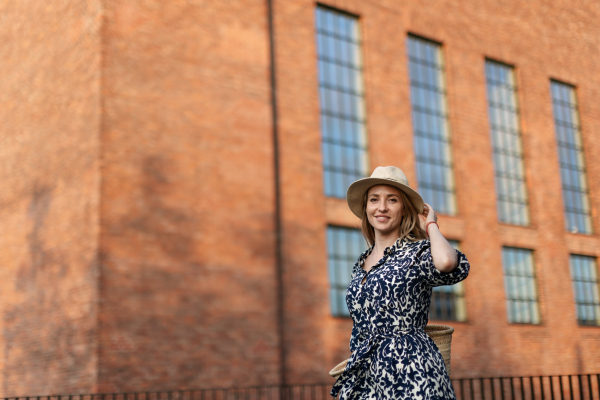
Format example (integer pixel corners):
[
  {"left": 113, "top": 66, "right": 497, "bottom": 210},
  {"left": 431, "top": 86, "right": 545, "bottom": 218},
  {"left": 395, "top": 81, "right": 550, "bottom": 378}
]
[{"left": 331, "top": 237, "right": 470, "bottom": 400}]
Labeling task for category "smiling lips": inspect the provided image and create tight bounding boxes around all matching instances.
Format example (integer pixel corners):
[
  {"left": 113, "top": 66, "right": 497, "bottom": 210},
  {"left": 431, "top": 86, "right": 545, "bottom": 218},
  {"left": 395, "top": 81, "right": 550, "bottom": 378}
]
[{"left": 375, "top": 215, "right": 390, "bottom": 222}]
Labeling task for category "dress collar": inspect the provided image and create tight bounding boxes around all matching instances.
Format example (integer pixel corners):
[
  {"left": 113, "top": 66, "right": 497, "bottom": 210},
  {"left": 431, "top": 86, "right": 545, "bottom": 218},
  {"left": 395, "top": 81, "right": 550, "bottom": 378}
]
[{"left": 352, "top": 236, "right": 412, "bottom": 275}]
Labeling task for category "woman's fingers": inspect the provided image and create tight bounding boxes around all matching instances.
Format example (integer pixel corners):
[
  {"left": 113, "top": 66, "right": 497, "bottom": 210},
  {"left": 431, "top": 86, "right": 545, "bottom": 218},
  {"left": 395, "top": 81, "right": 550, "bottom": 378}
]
[
  {"left": 418, "top": 213, "right": 427, "bottom": 231},
  {"left": 423, "top": 203, "right": 436, "bottom": 222}
]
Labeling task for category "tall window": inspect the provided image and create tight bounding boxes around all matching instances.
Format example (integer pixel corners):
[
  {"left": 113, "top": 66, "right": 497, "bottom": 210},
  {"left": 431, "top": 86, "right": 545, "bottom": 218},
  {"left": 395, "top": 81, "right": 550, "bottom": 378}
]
[
  {"left": 407, "top": 36, "right": 456, "bottom": 215},
  {"left": 502, "top": 247, "right": 540, "bottom": 324},
  {"left": 551, "top": 81, "right": 593, "bottom": 234},
  {"left": 327, "top": 226, "right": 365, "bottom": 317},
  {"left": 485, "top": 60, "right": 529, "bottom": 226},
  {"left": 569, "top": 255, "right": 600, "bottom": 326},
  {"left": 430, "top": 240, "right": 466, "bottom": 321},
  {"left": 316, "top": 7, "right": 368, "bottom": 198}
]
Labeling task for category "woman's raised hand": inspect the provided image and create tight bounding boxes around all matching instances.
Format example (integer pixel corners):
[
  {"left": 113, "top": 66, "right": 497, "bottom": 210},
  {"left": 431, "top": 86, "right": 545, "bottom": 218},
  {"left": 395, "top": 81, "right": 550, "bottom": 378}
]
[{"left": 419, "top": 203, "right": 437, "bottom": 231}]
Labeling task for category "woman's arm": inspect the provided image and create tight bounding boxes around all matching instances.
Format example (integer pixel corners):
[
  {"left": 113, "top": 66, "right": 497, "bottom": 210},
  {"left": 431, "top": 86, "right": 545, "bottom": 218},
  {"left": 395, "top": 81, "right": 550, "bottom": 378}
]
[{"left": 419, "top": 203, "right": 458, "bottom": 273}]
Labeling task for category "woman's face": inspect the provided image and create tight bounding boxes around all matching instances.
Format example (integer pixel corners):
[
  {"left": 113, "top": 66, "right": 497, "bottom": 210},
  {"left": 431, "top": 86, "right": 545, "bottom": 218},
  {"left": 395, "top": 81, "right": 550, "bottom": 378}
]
[{"left": 366, "top": 185, "right": 404, "bottom": 236}]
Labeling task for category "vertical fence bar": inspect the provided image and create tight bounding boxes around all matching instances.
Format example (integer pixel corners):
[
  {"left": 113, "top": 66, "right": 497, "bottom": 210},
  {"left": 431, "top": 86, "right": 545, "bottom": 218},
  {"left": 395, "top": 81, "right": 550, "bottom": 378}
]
[
  {"left": 491, "top": 378, "right": 497, "bottom": 400},
  {"left": 481, "top": 378, "right": 486, "bottom": 400},
  {"left": 529, "top": 377, "right": 535, "bottom": 400},
  {"left": 500, "top": 378, "right": 506, "bottom": 400},
  {"left": 519, "top": 377, "right": 525, "bottom": 400},
  {"left": 540, "top": 377, "right": 545, "bottom": 400}
]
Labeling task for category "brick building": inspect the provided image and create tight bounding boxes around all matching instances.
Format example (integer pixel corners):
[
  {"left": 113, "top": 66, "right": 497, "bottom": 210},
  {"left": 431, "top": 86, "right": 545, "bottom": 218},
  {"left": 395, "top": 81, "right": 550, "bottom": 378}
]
[{"left": 1, "top": 0, "right": 599, "bottom": 396}]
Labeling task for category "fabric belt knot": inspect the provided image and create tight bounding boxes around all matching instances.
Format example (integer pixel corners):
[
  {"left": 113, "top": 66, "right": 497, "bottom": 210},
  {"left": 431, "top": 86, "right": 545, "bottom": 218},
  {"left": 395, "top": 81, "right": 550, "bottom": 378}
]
[{"left": 330, "top": 326, "right": 423, "bottom": 398}]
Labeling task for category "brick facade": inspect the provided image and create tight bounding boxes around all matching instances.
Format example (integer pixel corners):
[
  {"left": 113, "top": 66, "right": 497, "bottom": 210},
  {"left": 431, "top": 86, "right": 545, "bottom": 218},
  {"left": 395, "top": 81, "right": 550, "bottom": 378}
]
[
  {"left": 0, "top": 0, "right": 599, "bottom": 396},
  {"left": 0, "top": 0, "right": 102, "bottom": 396}
]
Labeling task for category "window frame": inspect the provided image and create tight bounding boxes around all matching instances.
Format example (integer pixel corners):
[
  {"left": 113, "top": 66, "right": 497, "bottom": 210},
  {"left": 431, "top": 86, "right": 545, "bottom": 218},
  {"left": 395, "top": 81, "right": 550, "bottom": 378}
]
[
  {"left": 430, "top": 240, "right": 467, "bottom": 322},
  {"left": 315, "top": 5, "right": 369, "bottom": 199},
  {"left": 550, "top": 80, "right": 593, "bottom": 235},
  {"left": 326, "top": 225, "right": 366, "bottom": 317},
  {"left": 407, "top": 34, "right": 457, "bottom": 216},
  {"left": 501, "top": 247, "right": 541, "bottom": 325},
  {"left": 569, "top": 254, "right": 600, "bottom": 326},
  {"left": 484, "top": 59, "right": 530, "bottom": 226}
]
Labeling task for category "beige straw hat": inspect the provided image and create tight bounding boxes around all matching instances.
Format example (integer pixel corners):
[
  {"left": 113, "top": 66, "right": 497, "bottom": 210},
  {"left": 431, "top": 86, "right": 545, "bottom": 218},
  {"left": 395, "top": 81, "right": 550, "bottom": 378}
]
[{"left": 346, "top": 166, "right": 424, "bottom": 218}]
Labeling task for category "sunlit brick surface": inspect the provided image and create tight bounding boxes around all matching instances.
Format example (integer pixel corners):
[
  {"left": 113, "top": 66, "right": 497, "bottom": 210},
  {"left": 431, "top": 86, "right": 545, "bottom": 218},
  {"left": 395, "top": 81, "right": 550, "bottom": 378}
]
[
  {"left": 0, "top": 0, "right": 102, "bottom": 396},
  {"left": 2, "top": 0, "right": 600, "bottom": 396}
]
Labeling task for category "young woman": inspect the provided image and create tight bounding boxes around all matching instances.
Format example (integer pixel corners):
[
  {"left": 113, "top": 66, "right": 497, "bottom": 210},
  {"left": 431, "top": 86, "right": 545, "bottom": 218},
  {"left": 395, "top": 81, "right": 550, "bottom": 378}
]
[{"left": 331, "top": 166, "right": 470, "bottom": 400}]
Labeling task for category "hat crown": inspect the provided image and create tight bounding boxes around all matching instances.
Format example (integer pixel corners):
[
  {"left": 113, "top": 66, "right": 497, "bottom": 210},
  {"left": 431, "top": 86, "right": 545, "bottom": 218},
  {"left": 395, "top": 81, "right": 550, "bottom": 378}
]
[{"left": 370, "top": 166, "right": 410, "bottom": 187}]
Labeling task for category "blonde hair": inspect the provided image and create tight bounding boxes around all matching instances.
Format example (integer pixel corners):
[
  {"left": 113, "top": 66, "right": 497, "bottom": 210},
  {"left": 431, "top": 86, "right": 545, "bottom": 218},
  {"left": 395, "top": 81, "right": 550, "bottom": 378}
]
[{"left": 360, "top": 186, "right": 428, "bottom": 247}]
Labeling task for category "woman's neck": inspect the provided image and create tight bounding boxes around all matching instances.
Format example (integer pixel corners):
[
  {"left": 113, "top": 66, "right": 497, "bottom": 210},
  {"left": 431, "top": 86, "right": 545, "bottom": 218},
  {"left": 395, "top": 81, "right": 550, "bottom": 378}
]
[{"left": 372, "top": 230, "right": 400, "bottom": 256}]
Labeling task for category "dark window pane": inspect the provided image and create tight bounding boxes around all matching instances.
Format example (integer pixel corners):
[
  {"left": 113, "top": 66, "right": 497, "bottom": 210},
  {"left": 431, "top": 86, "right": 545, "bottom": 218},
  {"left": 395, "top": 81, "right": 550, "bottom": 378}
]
[
  {"left": 485, "top": 60, "right": 529, "bottom": 226},
  {"left": 430, "top": 240, "right": 466, "bottom": 321},
  {"left": 502, "top": 247, "right": 540, "bottom": 324},
  {"left": 407, "top": 36, "right": 456, "bottom": 215},
  {"left": 569, "top": 255, "right": 600, "bottom": 326},
  {"left": 551, "top": 81, "right": 592, "bottom": 234},
  {"left": 327, "top": 226, "right": 366, "bottom": 317},
  {"left": 316, "top": 7, "right": 368, "bottom": 198}
]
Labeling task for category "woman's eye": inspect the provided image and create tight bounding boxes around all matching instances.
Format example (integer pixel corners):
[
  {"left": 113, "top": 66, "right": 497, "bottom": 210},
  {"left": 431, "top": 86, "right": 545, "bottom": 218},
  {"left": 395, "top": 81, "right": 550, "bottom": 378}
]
[
  {"left": 370, "top": 198, "right": 377, "bottom": 202},
  {"left": 390, "top": 199, "right": 397, "bottom": 203}
]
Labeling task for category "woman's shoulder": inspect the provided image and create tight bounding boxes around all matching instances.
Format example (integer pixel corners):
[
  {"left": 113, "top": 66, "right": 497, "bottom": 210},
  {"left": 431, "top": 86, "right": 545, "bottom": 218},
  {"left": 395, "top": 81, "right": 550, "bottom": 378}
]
[
  {"left": 390, "top": 237, "right": 430, "bottom": 260},
  {"left": 404, "top": 237, "right": 430, "bottom": 251}
]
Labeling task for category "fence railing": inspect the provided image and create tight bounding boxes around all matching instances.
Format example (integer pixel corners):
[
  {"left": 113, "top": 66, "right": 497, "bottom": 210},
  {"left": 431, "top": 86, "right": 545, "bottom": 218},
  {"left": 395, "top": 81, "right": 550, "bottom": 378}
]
[
  {"left": 453, "top": 374, "right": 599, "bottom": 400},
  {"left": 2, "top": 374, "right": 599, "bottom": 400}
]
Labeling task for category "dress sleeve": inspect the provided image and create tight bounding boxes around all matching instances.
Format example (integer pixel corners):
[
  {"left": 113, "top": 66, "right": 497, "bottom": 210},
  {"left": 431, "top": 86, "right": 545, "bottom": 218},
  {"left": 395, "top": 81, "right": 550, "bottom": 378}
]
[{"left": 416, "top": 240, "right": 470, "bottom": 287}]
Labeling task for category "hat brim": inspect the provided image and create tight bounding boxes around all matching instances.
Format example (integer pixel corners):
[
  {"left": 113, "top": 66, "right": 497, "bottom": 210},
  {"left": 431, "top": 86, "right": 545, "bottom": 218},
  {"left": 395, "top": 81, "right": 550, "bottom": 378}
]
[{"left": 346, "top": 177, "right": 425, "bottom": 219}]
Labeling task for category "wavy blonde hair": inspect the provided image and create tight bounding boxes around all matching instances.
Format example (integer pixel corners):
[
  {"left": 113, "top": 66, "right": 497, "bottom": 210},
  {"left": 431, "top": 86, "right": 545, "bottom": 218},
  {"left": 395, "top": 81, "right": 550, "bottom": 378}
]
[{"left": 361, "top": 185, "right": 428, "bottom": 247}]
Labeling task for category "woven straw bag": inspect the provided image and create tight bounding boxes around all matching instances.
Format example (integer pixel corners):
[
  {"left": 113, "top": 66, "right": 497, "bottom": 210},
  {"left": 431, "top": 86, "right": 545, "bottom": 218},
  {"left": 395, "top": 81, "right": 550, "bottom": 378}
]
[
  {"left": 329, "top": 324, "right": 454, "bottom": 378},
  {"left": 424, "top": 324, "right": 454, "bottom": 375}
]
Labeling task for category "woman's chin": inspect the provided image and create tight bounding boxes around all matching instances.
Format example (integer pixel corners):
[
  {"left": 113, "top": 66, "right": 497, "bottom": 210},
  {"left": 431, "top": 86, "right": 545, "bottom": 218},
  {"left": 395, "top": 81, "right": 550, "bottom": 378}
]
[{"left": 373, "top": 224, "right": 399, "bottom": 235}]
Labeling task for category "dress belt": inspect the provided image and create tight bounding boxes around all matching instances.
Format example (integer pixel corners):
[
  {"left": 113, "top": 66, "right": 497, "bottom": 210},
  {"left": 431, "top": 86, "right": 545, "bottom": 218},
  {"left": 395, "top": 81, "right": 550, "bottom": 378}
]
[{"left": 331, "top": 326, "right": 424, "bottom": 398}]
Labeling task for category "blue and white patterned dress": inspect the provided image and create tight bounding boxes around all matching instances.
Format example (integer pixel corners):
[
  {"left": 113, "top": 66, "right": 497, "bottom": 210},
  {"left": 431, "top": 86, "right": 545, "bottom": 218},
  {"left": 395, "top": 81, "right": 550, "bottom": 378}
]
[{"left": 331, "top": 237, "right": 470, "bottom": 400}]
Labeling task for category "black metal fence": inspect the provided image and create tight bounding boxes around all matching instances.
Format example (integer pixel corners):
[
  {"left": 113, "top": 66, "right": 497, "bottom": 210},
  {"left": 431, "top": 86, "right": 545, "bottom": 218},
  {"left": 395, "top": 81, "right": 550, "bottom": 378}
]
[
  {"left": 2, "top": 374, "right": 598, "bottom": 400},
  {"left": 452, "top": 374, "right": 599, "bottom": 400}
]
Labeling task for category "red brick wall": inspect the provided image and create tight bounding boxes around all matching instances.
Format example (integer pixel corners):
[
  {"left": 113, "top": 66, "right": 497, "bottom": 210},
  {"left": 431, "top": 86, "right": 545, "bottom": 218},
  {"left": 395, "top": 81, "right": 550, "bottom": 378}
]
[
  {"left": 98, "top": 0, "right": 280, "bottom": 392},
  {"left": 0, "top": 0, "right": 102, "bottom": 396},
  {"left": 2, "top": 0, "right": 600, "bottom": 395},
  {"left": 274, "top": 0, "right": 600, "bottom": 382}
]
